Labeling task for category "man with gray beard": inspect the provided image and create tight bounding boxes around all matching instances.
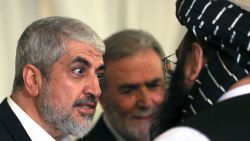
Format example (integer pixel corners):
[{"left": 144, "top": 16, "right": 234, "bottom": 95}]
[
  {"left": 0, "top": 16, "right": 105, "bottom": 141},
  {"left": 78, "top": 29, "right": 167, "bottom": 141}
]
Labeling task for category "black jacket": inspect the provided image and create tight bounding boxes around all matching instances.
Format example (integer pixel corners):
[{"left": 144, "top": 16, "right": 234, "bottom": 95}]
[
  {"left": 0, "top": 98, "right": 32, "bottom": 141},
  {"left": 181, "top": 94, "right": 250, "bottom": 141}
]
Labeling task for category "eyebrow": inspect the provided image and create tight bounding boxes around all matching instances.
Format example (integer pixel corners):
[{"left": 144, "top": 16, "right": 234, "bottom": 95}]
[
  {"left": 118, "top": 77, "right": 163, "bottom": 91},
  {"left": 145, "top": 77, "right": 163, "bottom": 85},
  {"left": 97, "top": 64, "right": 105, "bottom": 71},
  {"left": 72, "top": 56, "right": 104, "bottom": 71},
  {"left": 119, "top": 84, "right": 139, "bottom": 91},
  {"left": 72, "top": 56, "right": 91, "bottom": 68}
]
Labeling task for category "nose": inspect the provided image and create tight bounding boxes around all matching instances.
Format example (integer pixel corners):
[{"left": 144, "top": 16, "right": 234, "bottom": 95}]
[
  {"left": 85, "top": 73, "right": 102, "bottom": 98},
  {"left": 136, "top": 86, "right": 154, "bottom": 110}
]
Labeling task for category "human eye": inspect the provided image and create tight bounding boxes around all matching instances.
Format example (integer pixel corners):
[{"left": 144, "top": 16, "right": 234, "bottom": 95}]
[
  {"left": 96, "top": 72, "right": 104, "bottom": 82},
  {"left": 146, "top": 80, "right": 164, "bottom": 91},
  {"left": 96, "top": 73, "right": 104, "bottom": 79},
  {"left": 96, "top": 65, "right": 105, "bottom": 80},
  {"left": 147, "top": 82, "right": 161, "bottom": 89},
  {"left": 120, "top": 88, "right": 133, "bottom": 94},
  {"left": 73, "top": 67, "right": 85, "bottom": 76},
  {"left": 119, "top": 85, "right": 137, "bottom": 95}
]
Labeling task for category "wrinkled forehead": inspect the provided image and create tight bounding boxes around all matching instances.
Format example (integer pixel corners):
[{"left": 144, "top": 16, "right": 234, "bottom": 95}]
[
  {"left": 60, "top": 40, "right": 104, "bottom": 65},
  {"left": 66, "top": 40, "right": 104, "bottom": 54}
]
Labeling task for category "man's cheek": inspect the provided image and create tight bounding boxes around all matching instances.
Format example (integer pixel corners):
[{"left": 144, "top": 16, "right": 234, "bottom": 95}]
[{"left": 152, "top": 95, "right": 165, "bottom": 105}]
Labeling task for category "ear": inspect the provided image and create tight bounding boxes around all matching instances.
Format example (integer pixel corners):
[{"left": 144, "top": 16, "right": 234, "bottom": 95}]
[
  {"left": 23, "top": 64, "right": 42, "bottom": 97},
  {"left": 185, "top": 42, "right": 204, "bottom": 81}
]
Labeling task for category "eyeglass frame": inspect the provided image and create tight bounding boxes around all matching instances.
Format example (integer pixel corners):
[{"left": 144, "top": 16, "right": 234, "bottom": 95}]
[{"left": 162, "top": 53, "right": 176, "bottom": 74}]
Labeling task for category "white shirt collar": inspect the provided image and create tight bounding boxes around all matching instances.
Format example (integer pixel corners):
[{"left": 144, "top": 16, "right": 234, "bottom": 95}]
[
  {"left": 154, "top": 126, "right": 210, "bottom": 141},
  {"left": 103, "top": 114, "right": 126, "bottom": 141},
  {"left": 7, "top": 97, "right": 55, "bottom": 141},
  {"left": 217, "top": 84, "right": 250, "bottom": 102}
]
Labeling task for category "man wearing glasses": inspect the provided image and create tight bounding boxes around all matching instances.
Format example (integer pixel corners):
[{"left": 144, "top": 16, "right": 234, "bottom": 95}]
[{"left": 78, "top": 29, "right": 168, "bottom": 141}]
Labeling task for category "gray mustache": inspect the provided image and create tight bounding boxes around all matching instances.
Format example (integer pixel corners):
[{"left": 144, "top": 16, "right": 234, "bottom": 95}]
[
  {"left": 132, "top": 109, "right": 156, "bottom": 117},
  {"left": 74, "top": 95, "right": 97, "bottom": 107}
]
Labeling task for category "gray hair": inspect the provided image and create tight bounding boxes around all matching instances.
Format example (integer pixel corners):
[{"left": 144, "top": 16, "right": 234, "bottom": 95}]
[
  {"left": 104, "top": 29, "right": 165, "bottom": 64},
  {"left": 12, "top": 16, "right": 105, "bottom": 92}
]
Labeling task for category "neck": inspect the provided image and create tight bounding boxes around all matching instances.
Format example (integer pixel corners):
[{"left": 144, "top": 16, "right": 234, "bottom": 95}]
[{"left": 181, "top": 53, "right": 249, "bottom": 120}]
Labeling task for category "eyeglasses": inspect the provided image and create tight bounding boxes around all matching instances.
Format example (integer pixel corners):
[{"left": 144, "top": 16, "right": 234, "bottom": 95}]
[{"left": 162, "top": 53, "right": 176, "bottom": 74}]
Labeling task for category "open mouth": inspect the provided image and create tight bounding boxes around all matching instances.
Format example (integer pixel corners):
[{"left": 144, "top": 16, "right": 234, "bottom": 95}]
[
  {"left": 133, "top": 114, "right": 153, "bottom": 122},
  {"left": 76, "top": 102, "right": 97, "bottom": 115}
]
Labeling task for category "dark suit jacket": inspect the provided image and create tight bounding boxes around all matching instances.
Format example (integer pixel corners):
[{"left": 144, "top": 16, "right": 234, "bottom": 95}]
[
  {"left": 77, "top": 115, "right": 116, "bottom": 141},
  {"left": 181, "top": 94, "right": 250, "bottom": 141},
  {"left": 0, "top": 98, "right": 32, "bottom": 141}
]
